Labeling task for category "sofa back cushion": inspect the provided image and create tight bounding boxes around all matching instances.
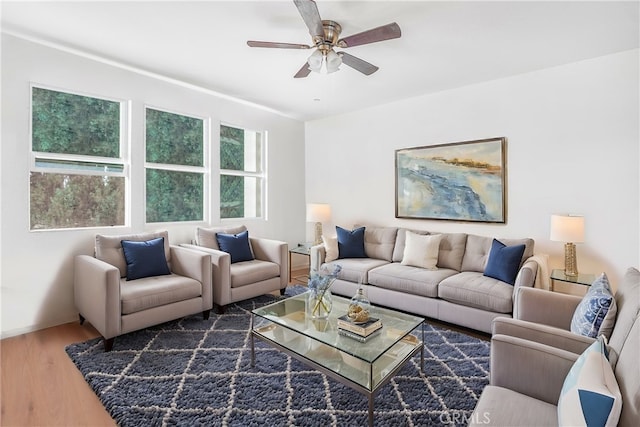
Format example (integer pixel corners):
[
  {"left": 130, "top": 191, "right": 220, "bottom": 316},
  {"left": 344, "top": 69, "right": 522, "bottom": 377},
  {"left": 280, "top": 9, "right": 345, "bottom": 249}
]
[
  {"left": 359, "top": 226, "right": 398, "bottom": 262},
  {"left": 95, "top": 230, "right": 170, "bottom": 278},
  {"left": 612, "top": 308, "right": 640, "bottom": 427},
  {"left": 196, "top": 225, "right": 247, "bottom": 251},
  {"left": 461, "top": 234, "right": 534, "bottom": 273},
  {"left": 392, "top": 229, "right": 467, "bottom": 271}
]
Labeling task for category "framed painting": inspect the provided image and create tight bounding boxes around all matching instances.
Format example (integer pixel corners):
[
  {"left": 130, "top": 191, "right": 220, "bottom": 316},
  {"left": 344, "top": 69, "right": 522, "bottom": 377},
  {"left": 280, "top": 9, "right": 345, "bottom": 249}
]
[{"left": 395, "top": 137, "right": 506, "bottom": 223}]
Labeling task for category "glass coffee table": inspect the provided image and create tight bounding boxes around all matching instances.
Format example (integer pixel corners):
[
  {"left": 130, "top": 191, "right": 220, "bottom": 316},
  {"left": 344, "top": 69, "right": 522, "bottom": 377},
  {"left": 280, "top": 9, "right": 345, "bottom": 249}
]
[{"left": 251, "top": 292, "right": 424, "bottom": 426}]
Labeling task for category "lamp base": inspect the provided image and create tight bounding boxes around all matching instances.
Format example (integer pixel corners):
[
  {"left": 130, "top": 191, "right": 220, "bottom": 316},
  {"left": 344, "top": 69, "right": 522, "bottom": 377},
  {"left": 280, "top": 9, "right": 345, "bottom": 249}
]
[
  {"left": 564, "top": 242, "right": 578, "bottom": 277},
  {"left": 313, "top": 222, "right": 323, "bottom": 246}
]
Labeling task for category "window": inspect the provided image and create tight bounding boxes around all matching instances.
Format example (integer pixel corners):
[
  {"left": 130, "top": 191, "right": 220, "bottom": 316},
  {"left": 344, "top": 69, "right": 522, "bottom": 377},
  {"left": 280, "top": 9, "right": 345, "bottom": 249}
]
[
  {"left": 145, "top": 108, "right": 205, "bottom": 223},
  {"left": 220, "top": 124, "right": 265, "bottom": 219},
  {"left": 30, "top": 86, "right": 125, "bottom": 230}
]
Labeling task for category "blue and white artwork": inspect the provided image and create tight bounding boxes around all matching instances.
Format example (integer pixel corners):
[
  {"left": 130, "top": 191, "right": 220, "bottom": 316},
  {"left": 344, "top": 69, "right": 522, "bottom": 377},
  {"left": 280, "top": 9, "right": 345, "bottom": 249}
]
[{"left": 395, "top": 138, "right": 506, "bottom": 223}]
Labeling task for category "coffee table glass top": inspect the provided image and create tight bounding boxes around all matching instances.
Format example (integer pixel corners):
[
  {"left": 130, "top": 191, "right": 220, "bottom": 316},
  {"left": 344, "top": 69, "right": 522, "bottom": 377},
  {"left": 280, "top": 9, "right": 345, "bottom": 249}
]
[{"left": 252, "top": 292, "right": 423, "bottom": 392}]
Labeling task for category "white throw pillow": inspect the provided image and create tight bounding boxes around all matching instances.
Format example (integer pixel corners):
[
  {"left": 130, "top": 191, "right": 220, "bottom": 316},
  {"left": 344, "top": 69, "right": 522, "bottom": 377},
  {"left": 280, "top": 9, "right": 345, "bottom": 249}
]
[
  {"left": 401, "top": 231, "right": 442, "bottom": 270},
  {"left": 322, "top": 235, "right": 339, "bottom": 263},
  {"left": 558, "top": 336, "right": 622, "bottom": 427}
]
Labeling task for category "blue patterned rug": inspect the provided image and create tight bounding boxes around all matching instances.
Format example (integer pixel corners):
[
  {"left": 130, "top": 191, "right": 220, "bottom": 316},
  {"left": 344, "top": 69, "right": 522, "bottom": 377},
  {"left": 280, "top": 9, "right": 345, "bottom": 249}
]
[{"left": 65, "top": 289, "right": 489, "bottom": 426}]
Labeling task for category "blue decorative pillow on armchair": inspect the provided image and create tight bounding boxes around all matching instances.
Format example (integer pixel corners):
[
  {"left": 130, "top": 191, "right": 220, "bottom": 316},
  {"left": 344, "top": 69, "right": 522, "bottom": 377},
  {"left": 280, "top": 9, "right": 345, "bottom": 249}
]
[
  {"left": 121, "top": 237, "right": 171, "bottom": 281},
  {"left": 216, "top": 230, "right": 255, "bottom": 264},
  {"left": 571, "top": 273, "right": 616, "bottom": 338},
  {"left": 336, "top": 226, "right": 367, "bottom": 259}
]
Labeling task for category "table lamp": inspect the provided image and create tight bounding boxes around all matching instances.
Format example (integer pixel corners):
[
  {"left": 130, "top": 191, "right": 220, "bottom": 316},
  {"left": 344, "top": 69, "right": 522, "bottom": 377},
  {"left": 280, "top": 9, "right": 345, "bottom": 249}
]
[
  {"left": 306, "top": 203, "right": 331, "bottom": 245},
  {"left": 550, "top": 214, "right": 585, "bottom": 277}
]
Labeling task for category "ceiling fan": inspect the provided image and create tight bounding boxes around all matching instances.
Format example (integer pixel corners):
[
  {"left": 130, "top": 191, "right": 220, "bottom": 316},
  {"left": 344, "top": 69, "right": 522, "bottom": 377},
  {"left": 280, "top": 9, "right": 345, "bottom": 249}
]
[{"left": 247, "top": 0, "right": 401, "bottom": 78}]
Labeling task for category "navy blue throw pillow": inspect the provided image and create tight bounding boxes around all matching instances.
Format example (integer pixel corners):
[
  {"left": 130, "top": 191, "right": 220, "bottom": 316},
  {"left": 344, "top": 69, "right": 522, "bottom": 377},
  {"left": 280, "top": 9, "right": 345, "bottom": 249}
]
[
  {"left": 483, "top": 239, "right": 526, "bottom": 285},
  {"left": 121, "top": 237, "right": 171, "bottom": 281},
  {"left": 216, "top": 230, "right": 254, "bottom": 263},
  {"left": 336, "top": 226, "right": 367, "bottom": 259}
]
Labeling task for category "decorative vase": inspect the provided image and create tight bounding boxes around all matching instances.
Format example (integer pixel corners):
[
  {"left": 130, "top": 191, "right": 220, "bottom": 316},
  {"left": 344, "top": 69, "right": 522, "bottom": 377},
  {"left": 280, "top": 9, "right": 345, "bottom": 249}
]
[
  {"left": 348, "top": 286, "right": 371, "bottom": 323},
  {"left": 308, "top": 287, "right": 333, "bottom": 320}
]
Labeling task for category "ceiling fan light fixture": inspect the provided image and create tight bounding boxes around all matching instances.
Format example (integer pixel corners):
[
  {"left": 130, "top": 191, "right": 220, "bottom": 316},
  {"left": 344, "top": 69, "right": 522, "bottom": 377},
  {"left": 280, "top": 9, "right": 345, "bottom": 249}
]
[
  {"left": 307, "top": 49, "right": 323, "bottom": 72},
  {"left": 325, "top": 49, "right": 342, "bottom": 73}
]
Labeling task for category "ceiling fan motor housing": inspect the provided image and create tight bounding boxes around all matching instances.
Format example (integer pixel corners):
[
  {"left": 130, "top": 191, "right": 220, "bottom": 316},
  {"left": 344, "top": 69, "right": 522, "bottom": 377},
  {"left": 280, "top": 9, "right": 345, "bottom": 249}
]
[{"left": 315, "top": 20, "right": 342, "bottom": 52}]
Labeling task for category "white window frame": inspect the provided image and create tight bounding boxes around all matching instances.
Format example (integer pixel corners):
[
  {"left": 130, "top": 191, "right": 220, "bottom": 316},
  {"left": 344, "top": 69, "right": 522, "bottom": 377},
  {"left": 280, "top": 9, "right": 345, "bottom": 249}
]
[
  {"left": 29, "top": 83, "right": 129, "bottom": 231},
  {"left": 219, "top": 123, "right": 267, "bottom": 221},
  {"left": 144, "top": 105, "right": 209, "bottom": 224}
]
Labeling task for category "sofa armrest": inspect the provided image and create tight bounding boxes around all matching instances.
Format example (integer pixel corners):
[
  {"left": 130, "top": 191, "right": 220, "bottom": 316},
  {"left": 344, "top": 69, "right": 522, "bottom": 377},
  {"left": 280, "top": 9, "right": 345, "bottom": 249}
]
[
  {"left": 490, "top": 334, "right": 578, "bottom": 405},
  {"left": 310, "top": 244, "right": 325, "bottom": 273},
  {"left": 249, "top": 237, "right": 288, "bottom": 288},
  {"left": 514, "top": 287, "right": 582, "bottom": 329},
  {"left": 74, "top": 255, "right": 121, "bottom": 339},
  {"left": 492, "top": 317, "right": 595, "bottom": 355},
  {"left": 170, "top": 245, "right": 212, "bottom": 311},
  {"left": 180, "top": 244, "right": 231, "bottom": 306},
  {"left": 513, "top": 259, "right": 538, "bottom": 290}
]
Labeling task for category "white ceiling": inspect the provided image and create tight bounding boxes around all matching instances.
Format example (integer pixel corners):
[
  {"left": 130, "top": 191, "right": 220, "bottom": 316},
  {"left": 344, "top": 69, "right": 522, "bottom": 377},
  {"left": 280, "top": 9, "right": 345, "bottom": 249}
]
[{"left": 2, "top": 1, "right": 638, "bottom": 121}]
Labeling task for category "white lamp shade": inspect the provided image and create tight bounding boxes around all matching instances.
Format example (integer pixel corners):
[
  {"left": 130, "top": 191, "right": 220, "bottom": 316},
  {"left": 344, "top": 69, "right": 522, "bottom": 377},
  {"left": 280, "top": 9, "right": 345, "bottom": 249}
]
[
  {"left": 325, "top": 50, "right": 342, "bottom": 73},
  {"left": 550, "top": 214, "right": 585, "bottom": 243},
  {"left": 306, "top": 203, "right": 331, "bottom": 223}
]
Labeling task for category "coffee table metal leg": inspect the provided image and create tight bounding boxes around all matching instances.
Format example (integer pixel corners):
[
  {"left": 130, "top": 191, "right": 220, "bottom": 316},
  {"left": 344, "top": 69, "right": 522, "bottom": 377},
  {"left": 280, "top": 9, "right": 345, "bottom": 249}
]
[
  {"left": 368, "top": 395, "right": 374, "bottom": 427},
  {"left": 250, "top": 314, "right": 255, "bottom": 367}
]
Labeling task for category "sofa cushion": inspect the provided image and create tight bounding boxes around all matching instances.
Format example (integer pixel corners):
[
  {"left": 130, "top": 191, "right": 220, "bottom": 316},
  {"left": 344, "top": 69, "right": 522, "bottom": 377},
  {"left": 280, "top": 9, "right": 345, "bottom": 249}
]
[
  {"left": 324, "top": 258, "right": 388, "bottom": 284},
  {"left": 401, "top": 231, "right": 442, "bottom": 270},
  {"left": 360, "top": 226, "right": 398, "bottom": 262},
  {"left": 461, "top": 234, "right": 534, "bottom": 273},
  {"left": 216, "top": 230, "right": 255, "bottom": 264},
  {"left": 121, "top": 237, "right": 171, "bottom": 280},
  {"left": 196, "top": 225, "right": 247, "bottom": 251},
  {"left": 607, "top": 267, "right": 640, "bottom": 367},
  {"left": 483, "top": 239, "right": 526, "bottom": 285},
  {"left": 570, "top": 273, "right": 616, "bottom": 339},
  {"left": 96, "top": 230, "right": 170, "bottom": 278},
  {"left": 120, "top": 273, "right": 202, "bottom": 315},
  {"left": 558, "top": 336, "right": 621, "bottom": 427},
  {"left": 392, "top": 230, "right": 467, "bottom": 271},
  {"left": 392, "top": 228, "right": 430, "bottom": 262},
  {"left": 336, "top": 226, "right": 367, "bottom": 258},
  {"left": 439, "top": 271, "right": 515, "bottom": 313},
  {"left": 230, "top": 259, "right": 280, "bottom": 288},
  {"left": 368, "top": 263, "right": 458, "bottom": 298}
]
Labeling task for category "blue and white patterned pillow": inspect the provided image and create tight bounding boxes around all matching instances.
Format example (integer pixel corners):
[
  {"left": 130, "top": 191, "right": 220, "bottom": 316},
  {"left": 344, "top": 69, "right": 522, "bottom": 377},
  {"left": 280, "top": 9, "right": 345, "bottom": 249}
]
[
  {"left": 570, "top": 273, "right": 616, "bottom": 338},
  {"left": 558, "top": 336, "right": 621, "bottom": 427}
]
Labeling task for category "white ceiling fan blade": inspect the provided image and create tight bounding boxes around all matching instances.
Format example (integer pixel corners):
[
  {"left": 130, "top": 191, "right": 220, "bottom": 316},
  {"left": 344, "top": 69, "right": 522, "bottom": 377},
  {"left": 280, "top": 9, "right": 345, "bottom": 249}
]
[{"left": 294, "top": 0, "right": 324, "bottom": 39}]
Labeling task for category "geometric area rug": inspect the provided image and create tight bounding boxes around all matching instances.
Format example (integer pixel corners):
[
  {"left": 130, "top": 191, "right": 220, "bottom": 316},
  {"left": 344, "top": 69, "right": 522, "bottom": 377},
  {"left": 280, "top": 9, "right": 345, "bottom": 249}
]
[{"left": 65, "top": 291, "right": 489, "bottom": 427}]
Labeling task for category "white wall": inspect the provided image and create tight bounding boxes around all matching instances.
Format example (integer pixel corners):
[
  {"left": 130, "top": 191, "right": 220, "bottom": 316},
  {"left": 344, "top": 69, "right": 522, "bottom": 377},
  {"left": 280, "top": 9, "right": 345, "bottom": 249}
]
[
  {"left": 0, "top": 35, "right": 307, "bottom": 338},
  {"left": 305, "top": 49, "right": 639, "bottom": 289}
]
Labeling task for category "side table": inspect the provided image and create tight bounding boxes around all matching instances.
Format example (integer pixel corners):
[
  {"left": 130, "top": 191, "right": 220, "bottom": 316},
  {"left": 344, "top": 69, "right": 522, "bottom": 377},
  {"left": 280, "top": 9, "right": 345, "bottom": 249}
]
[
  {"left": 550, "top": 269, "right": 596, "bottom": 293},
  {"left": 289, "top": 243, "right": 312, "bottom": 283}
]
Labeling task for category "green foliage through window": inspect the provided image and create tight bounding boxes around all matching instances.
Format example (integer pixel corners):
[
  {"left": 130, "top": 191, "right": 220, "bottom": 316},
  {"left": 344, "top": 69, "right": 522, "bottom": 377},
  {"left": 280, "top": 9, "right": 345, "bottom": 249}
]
[
  {"left": 146, "top": 108, "right": 203, "bottom": 166},
  {"left": 146, "top": 169, "right": 203, "bottom": 222}
]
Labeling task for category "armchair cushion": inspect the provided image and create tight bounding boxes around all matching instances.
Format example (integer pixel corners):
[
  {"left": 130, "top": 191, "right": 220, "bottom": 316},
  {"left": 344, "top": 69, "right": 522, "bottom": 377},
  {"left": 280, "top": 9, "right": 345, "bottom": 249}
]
[
  {"left": 196, "top": 225, "right": 247, "bottom": 251},
  {"left": 558, "top": 336, "right": 622, "bottom": 427},
  {"left": 570, "top": 273, "right": 617, "bottom": 339},
  {"left": 96, "top": 230, "right": 170, "bottom": 278},
  {"left": 120, "top": 274, "right": 202, "bottom": 314},
  {"left": 121, "top": 237, "right": 171, "bottom": 280},
  {"left": 216, "top": 230, "right": 254, "bottom": 263}
]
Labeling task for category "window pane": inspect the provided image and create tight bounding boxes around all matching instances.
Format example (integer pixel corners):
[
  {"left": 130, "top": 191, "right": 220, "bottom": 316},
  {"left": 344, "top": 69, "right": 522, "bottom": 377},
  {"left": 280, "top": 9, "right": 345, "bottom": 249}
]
[
  {"left": 146, "top": 169, "right": 203, "bottom": 222},
  {"left": 146, "top": 108, "right": 203, "bottom": 166},
  {"left": 32, "top": 87, "right": 120, "bottom": 157},
  {"left": 30, "top": 172, "right": 125, "bottom": 229},
  {"left": 220, "top": 125, "right": 261, "bottom": 172},
  {"left": 220, "top": 175, "right": 262, "bottom": 219}
]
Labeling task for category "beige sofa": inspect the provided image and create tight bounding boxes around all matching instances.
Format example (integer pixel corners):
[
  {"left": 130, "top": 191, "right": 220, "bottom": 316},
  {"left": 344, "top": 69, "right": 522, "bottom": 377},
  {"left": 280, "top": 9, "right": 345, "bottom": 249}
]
[
  {"left": 310, "top": 226, "right": 537, "bottom": 333},
  {"left": 181, "top": 225, "right": 288, "bottom": 313},
  {"left": 74, "top": 231, "right": 212, "bottom": 351},
  {"left": 470, "top": 267, "right": 639, "bottom": 426}
]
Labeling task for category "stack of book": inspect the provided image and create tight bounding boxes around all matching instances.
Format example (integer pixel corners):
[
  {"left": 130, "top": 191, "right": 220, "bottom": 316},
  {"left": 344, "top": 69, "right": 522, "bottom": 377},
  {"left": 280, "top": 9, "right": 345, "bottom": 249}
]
[{"left": 337, "top": 315, "right": 382, "bottom": 342}]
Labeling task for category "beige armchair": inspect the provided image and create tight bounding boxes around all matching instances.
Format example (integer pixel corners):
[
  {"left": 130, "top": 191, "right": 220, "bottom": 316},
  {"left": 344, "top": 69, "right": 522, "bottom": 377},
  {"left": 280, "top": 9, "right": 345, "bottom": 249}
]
[
  {"left": 74, "top": 231, "right": 212, "bottom": 351},
  {"left": 181, "top": 225, "right": 288, "bottom": 313},
  {"left": 470, "top": 267, "right": 640, "bottom": 426}
]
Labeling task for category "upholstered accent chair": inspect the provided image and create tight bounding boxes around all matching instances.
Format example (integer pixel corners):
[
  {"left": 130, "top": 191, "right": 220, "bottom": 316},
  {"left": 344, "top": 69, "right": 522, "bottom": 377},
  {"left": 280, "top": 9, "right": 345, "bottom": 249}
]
[
  {"left": 181, "top": 225, "right": 288, "bottom": 313},
  {"left": 74, "top": 231, "right": 212, "bottom": 351},
  {"left": 470, "top": 267, "right": 640, "bottom": 426}
]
